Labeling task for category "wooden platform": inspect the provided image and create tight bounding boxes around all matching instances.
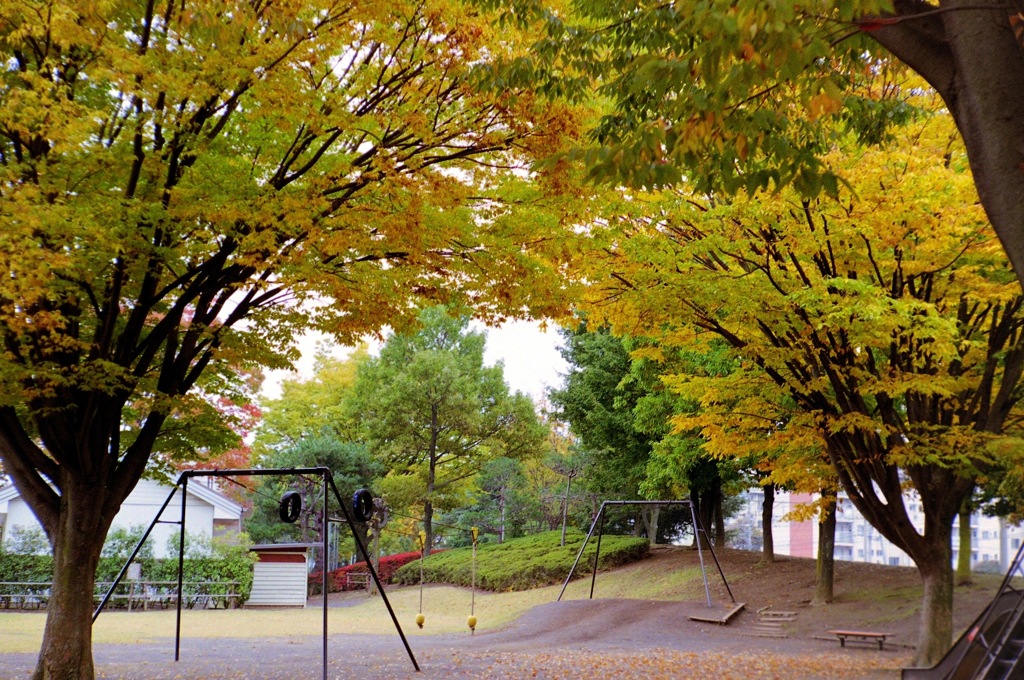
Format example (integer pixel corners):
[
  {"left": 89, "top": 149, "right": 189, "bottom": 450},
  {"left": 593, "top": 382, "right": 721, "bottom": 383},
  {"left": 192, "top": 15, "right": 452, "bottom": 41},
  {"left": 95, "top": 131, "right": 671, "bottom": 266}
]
[{"left": 688, "top": 602, "right": 746, "bottom": 625}]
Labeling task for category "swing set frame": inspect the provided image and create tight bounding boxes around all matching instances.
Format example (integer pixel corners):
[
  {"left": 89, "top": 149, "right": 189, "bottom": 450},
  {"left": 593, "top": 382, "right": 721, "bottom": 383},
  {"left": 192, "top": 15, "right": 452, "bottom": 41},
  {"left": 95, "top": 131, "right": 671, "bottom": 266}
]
[
  {"left": 93, "top": 467, "right": 420, "bottom": 678},
  {"left": 557, "top": 500, "right": 735, "bottom": 607}
]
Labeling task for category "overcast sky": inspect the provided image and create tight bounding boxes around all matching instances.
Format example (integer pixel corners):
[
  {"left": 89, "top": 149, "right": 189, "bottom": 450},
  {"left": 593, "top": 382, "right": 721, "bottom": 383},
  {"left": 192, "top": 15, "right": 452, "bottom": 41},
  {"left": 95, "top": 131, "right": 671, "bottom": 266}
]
[{"left": 259, "top": 320, "right": 568, "bottom": 404}]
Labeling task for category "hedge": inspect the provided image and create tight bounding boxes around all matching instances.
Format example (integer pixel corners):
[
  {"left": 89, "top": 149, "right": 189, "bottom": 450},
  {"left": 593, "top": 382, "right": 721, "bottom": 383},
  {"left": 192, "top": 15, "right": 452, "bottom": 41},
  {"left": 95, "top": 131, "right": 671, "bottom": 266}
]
[
  {"left": 393, "top": 530, "right": 650, "bottom": 591},
  {"left": 0, "top": 553, "right": 256, "bottom": 603}
]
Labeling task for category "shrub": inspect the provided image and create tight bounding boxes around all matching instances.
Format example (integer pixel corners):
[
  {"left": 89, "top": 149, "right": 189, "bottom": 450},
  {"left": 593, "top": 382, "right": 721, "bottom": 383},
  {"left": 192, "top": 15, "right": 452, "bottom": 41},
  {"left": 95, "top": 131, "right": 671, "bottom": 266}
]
[
  {"left": 393, "top": 530, "right": 649, "bottom": 591},
  {"left": 309, "top": 549, "right": 443, "bottom": 595},
  {"left": 0, "top": 552, "right": 255, "bottom": 605},
  {"left": 0, "top": 553, "right": 52, "bottom": 582}
]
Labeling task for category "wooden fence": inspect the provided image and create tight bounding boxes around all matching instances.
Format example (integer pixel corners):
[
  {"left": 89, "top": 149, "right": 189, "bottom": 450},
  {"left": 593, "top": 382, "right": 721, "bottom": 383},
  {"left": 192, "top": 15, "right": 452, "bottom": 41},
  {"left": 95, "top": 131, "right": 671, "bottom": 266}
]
[{"left": 0, "top": 581, "right": 242, "bottom": 611}]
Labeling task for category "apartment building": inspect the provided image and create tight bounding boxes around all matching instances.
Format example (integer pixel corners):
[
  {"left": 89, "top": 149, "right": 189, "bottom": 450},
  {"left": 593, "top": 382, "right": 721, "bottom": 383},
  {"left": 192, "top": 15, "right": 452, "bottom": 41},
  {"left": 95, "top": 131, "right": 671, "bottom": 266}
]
[{"left": 728, "top": 488, "right": 1024, "bottom": 573}]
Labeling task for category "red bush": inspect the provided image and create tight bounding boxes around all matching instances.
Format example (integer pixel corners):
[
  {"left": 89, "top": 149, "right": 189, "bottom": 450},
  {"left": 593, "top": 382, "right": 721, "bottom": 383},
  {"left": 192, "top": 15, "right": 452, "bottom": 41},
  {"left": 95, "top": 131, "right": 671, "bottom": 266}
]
[{"left": 309, "top": 549, "right": 443, "bottom": 594}]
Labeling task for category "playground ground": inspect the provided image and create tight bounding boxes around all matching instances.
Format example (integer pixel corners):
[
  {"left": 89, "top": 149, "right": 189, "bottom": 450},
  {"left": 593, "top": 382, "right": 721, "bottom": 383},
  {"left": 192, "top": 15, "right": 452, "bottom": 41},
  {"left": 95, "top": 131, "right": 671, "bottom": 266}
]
[
  {"left": 0, "top": 600, "right": 905, "bottom": 679},
  {"left": 0, "top": 547, "right": 1004, "bottom": 679}
]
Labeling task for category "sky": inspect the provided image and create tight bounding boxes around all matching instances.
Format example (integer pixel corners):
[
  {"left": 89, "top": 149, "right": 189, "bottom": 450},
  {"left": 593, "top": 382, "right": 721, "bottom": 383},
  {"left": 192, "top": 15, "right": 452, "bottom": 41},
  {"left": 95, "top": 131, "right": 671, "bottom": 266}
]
[{"left": 259, "top": 319, "right": 569, "bottom": 404}]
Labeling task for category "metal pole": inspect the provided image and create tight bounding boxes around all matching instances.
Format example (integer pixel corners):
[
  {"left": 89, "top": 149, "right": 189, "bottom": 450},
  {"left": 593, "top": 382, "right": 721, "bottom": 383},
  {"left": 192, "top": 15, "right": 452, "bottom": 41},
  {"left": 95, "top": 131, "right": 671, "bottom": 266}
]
[
  {"left": 94, "top": 481, "right": 181, "bottom": 621},
  {"left": 326, "top": 473, "right": 420, "bottom": 672},
  {"left": 322, "top": 471, "right": 329, "bottom": 680},
  {"left": 175, "top": 475, "right": 188, "bottom": 661},
  {"left": 690, "top": 503, "right": 713, "bottom": 608},
  {"left": 589, "top": 508, "right": 607, "bottom": 600},
  {"left": 557, "top": 502, "right": 606, "bottom": 602}
]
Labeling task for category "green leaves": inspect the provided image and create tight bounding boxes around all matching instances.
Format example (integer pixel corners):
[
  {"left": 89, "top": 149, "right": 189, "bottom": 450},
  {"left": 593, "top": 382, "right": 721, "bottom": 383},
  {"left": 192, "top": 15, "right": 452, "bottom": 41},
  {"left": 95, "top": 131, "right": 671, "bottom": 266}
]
[{"left": 478, "top": 0, "right": 907, "bottom": 195}]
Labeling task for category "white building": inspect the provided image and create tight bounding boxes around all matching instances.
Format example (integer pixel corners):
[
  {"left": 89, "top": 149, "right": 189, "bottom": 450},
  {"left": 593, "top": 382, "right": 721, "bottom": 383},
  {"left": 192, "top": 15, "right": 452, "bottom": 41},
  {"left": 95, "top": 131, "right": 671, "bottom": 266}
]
[
  {"left": 0, "top": 478, "right": 243, "bottom": 558},
  {"left": 729, "top": 488, "right": 1024, "bottom": 573}
]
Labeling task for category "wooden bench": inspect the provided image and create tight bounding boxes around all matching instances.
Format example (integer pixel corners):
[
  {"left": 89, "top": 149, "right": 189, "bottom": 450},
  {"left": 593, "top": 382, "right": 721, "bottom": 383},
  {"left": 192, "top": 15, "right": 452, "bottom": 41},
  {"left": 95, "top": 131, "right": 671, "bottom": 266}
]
[{"left": 828, "top": 629, "right": 891, "bottom": 650}]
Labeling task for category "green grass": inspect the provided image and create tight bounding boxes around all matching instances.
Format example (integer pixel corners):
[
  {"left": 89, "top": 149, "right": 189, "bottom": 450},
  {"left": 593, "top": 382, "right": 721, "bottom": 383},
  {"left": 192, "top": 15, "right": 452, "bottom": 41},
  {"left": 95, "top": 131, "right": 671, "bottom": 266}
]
[
  {"left": 0, "top": 532, "right": 659, "bottom": 655},
  {"left": 394, "top": 529, "right": 650, "bottom": 591},
  {"left": 0, "top": 570, "right": 667, "bottom": 655},
  {"left": 0, "top": 533, "right": 656, "bottom": 655}
]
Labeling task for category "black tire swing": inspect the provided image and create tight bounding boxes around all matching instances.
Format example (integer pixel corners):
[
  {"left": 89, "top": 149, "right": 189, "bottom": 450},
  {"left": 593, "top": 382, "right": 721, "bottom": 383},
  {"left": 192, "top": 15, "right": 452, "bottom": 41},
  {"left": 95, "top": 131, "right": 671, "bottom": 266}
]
[
  {"left": 279, "top": 491, "right": 302, "bottom": 523},
  {"left": 281, "top": 488, "right": 375, "bottom": 524},
  {"left": 352, "top": 488, "right": 374, "bottom": 522}
]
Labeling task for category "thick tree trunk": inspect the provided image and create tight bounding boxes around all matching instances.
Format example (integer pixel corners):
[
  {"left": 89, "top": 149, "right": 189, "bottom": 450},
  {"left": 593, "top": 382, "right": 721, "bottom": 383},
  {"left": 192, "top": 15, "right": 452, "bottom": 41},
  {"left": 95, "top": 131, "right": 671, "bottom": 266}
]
[
  {"left": 814, "top": 492, "right": 836, "bottom": 605},
  {"left": 33, "top": 480, "right": 111, "bottom": 680},
  {"left": 762, "top": 483, "right": 775, "bottom": 563},
  {"left": 956, "top": 501, "right": 973, "bottom": 586},
  {"left": 916, "top": 549, "right": 955, "bottom": 667},
  {"left": 868, "top": 1, "right": 1024, "bottom": 285}
]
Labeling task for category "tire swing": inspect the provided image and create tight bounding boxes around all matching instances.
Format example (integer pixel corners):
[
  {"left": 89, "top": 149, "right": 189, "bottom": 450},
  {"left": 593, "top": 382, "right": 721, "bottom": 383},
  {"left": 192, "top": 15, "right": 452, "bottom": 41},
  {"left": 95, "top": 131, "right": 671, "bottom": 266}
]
[
  {"left": 279, "top": 491, "right": 302, "bottom": 523},
  {"left": 352, "top": 489, "right": 373, "bottom": 522},
  {"left": 415, "top": 530, "right": 427, "bottom": 629},
  {"left": 467, "top": 526, "right": 478, "bottom": 634}
]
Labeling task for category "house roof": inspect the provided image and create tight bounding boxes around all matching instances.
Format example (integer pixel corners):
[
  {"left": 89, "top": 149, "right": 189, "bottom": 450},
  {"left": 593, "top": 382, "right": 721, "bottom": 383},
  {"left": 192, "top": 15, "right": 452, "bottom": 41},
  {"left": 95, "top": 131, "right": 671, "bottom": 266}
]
[
  {"left": 0, "top": 477, "right": 242, "bottom": 519},
  {"left": 181, "top": 480, "right": 243, "bottom": 519},
  {"left": 249, "top": 543, "right": 315, "bottom": 553}
]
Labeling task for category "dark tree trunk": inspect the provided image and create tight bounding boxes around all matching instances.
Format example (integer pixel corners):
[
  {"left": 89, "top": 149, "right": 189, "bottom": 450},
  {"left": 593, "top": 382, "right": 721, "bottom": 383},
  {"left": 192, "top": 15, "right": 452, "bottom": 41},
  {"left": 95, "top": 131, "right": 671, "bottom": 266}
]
[
  {"left": 33, "top": 478, "right": 113, "bottom": 680},
  {"left": 425, "top": 405, "right": 439, "bottom": 553},
  {"left": 762, "top": 483, "right": 776, "bottom": 563},
  {"left": 867, "top": 0, "right": 1024, "bottom": 286},
  {"left": 691, "top": 489, "right": 712, "bottom": 549},
  {"left": 714, "top": 489, "right": 725, "bottom": 547},
  {"left": 814, "top": 491, "right": 836, "bottom": 605}
]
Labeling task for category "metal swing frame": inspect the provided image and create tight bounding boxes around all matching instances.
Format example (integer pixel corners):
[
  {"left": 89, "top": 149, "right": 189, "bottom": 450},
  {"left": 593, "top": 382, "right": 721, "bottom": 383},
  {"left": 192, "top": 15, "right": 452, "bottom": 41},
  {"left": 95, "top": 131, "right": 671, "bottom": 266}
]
[
  {"left": 557, "top": 499, "right": 735, "bottom": 607},
  {"left": 93, "top": 467, "right": 420, "bottom": 677}
]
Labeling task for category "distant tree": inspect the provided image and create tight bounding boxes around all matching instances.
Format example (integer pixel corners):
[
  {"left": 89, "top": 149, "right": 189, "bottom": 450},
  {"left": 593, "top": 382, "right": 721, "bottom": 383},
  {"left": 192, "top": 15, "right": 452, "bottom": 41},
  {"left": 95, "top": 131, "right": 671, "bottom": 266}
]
[
  {"left": 246, "top": 434, "right": 381, "bottom": 572},
  {"left": 352, "top": 307, "right": 547, "bottom": 552},
  {"left": 549, "top": 326, "right": 653, "bottom": 501},
  {"left": 447, "top": 457, "right": 532, "bottom": 544},
  {"left": 253, "top": 350, "right": 369, "bottom": 457}
]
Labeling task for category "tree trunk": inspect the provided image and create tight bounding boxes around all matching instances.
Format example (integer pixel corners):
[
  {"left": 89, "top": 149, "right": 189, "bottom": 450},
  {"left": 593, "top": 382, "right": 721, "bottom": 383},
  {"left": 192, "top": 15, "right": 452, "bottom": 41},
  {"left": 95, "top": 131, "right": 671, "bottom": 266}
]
[
  {"left": 916, "top": 547, "right": 955, "bottom": 666},
  {"left": 33, "top": 480, "right": 110, "bottom": 680},
  {"left": 761, "top": 483, "right": 775, "bottom": 563},
  {"left": 868, "top": 2, "right": 1024, "bottom": 287},
  {"left": 425, "top": 405, "right": 439, "bottom": 553},
  {"left": 956, "top": 500, "right": 973, "bottom": 586},
  {"left": 369, "top": 526, "right": 381, "bottom": 597},
  {"left": 714, "top": 489, "right": 725, "bottom": 547},
  {"left": 814, "top": 492, "right": 836, "bottom": 605},
  {"left": 423, "top": 496, "right": 434, "bottom": 558},
  {"left": 691, "top": 489, "right": 711, "bottom": 549},
  {"left": 648, "top": 506, "right": 660, "bottom": 546},
  {"left": 498, "top": 492, "right": 506, "bottom": 544}
]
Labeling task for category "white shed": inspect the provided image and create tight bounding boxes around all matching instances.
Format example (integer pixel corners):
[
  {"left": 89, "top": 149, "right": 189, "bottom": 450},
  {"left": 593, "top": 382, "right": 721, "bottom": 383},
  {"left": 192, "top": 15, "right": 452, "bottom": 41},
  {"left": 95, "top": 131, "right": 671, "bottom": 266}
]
[
  {"left": 246, "top": 544, "right": 311, "bottom": 607},
  {"left": 0, "top": 478, "right": 243, "bottom": 557}
]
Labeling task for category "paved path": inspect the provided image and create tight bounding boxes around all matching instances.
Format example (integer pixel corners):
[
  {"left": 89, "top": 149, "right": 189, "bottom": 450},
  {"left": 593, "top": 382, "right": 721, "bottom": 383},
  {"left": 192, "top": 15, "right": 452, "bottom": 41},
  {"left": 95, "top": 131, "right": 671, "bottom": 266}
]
[{"left": 0, "top": 600, "right": 907, "bottom": 679}]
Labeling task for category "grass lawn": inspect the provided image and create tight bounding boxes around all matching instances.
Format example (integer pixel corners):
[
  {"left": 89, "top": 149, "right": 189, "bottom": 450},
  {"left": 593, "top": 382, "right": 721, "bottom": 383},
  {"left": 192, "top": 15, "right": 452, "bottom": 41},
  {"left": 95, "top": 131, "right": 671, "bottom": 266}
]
[{"left": 0, "top": 559, "right": 699, "bottom": 655}]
